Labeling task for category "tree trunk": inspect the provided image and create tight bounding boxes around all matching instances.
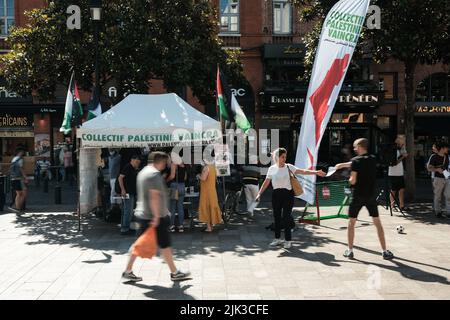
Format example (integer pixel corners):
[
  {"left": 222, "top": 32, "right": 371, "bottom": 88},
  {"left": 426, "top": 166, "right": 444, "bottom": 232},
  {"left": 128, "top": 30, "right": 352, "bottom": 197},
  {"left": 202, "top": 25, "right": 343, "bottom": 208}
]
[{"left": 404, "top": 60, "right": 417, "bottom": 202}]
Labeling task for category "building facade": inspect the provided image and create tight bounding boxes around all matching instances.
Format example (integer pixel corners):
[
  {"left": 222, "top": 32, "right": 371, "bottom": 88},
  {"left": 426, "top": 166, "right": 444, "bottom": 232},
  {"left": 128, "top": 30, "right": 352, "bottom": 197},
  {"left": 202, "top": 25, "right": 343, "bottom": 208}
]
[
  {"left": 214, "top": 0, "right": 450, "bottom": 168},
  {"left": 1, "top": 0, "right": 449, "bottom": 172}
]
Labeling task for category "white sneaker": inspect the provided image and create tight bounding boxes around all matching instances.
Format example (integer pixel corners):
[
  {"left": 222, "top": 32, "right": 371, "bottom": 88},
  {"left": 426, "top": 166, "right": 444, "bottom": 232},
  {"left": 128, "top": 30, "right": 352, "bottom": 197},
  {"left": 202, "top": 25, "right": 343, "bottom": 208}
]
[
  {"left": 269, "top": 239, "right": 284, "bottom": 247},
  {"left": 283, "top": 241, "right": 292, "bottom": 249}
]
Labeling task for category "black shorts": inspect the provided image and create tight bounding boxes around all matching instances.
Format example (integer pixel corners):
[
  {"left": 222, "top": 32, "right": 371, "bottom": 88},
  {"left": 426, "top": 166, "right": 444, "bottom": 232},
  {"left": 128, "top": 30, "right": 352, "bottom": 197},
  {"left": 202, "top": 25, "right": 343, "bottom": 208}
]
[
  {"left": 389, "top": 176, "right": 405, "bottom": 191},
  {"left": 136, "top": 215, "right": 172, "bottom": 249},
  {"left": 348, "top": 197, "right": 379, "bottom": 218},
  {"left": 12, "top": 180, "right": 25, "bottom": 191}
]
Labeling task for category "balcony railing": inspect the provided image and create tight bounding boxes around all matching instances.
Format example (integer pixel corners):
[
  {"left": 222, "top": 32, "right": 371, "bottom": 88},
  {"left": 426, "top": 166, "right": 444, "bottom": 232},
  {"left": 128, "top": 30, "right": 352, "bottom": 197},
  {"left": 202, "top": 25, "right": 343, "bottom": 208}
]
[
  {"left": 340, "top": 80, "right": 380, "bottom": 92},
  {"left": 219, "top": 34, "right": 241, "bottom": 48},
  {"left": 264, "top": 80, "right": 308, "bottom": 91},
  {"left": 264, "top": 80, "right": 381, "bottom": 92},
  {"left": 272, "top": 35, "right": 293, "bottom": 44}
]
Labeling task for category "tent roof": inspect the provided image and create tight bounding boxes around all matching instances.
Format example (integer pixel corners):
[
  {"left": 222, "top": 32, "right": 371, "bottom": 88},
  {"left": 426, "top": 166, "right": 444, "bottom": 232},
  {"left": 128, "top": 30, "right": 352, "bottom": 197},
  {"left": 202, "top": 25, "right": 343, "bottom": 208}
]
[
  {"left": 77, "top": 93, "right": 221, "bottom": 148},
  {"left": 80, "top": 93, "right": 218, "bottom": 130}
]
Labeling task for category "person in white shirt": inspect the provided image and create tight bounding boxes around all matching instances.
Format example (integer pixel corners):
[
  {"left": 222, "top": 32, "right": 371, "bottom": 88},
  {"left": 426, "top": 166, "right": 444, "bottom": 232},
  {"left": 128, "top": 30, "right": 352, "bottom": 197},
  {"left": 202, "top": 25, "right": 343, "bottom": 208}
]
[
  {"left": 255, "top": 148, "right": 326, "bottom": 249},
  {"left": 388, "top": 135, "right": 408, "bottom": 211}
]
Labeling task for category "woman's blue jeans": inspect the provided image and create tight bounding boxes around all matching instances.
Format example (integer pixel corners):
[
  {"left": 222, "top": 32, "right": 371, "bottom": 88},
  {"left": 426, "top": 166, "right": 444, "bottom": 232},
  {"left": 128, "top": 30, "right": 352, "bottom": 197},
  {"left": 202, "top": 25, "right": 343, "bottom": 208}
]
[{"left": 170, "top": 182, "right": 185, "bottom": 227}]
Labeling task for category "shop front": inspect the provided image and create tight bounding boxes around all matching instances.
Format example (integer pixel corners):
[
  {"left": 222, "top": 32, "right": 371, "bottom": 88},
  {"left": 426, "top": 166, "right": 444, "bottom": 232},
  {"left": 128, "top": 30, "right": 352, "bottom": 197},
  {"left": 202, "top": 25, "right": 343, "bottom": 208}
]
[
  {"left": 260, "top": 89, "right": 385, "bottom": 164},
  {"left": 413, "top": 73, "right": 450, "bottom": 175},
  {"left": 0, "top": 77, "right": 65, "bottom": 174},
  {"left": 414, "top": 102, "right": 450, "bottom": 175}
]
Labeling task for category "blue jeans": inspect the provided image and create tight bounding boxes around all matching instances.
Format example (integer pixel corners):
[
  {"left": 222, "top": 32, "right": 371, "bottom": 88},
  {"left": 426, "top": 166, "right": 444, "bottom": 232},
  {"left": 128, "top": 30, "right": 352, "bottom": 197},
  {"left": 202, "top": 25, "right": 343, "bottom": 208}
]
[
  {"left": 170, "top": 182, "right": 185, "bottom": 227},
  {"left": 121, "top": 194, "right": 135, "bottom": 232}
]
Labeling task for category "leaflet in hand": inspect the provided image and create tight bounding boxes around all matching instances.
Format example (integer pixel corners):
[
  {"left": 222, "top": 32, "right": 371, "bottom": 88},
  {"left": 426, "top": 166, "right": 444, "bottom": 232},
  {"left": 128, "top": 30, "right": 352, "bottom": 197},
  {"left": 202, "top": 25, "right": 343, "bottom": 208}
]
[
  {"left": 443, "top": 170, "right": 450, "bottom": 179},
  {"left": 326, "top": 167, "right": 337, "bottom": 177}
]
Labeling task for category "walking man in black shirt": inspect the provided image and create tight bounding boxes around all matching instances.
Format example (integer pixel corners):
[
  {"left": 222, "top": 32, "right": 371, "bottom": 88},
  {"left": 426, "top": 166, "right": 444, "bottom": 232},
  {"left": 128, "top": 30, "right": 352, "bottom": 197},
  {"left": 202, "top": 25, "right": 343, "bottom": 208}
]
[
  {"left": 118, "top": 154, "right": 141, "bottom": 235},
  {"left": 336, "top": 138, "right": 394, "bottom": 260}
]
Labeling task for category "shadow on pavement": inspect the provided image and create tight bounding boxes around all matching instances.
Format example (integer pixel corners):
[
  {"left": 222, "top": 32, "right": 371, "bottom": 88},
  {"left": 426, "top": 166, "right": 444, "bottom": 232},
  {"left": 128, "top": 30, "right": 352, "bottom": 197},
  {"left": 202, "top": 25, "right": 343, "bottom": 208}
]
[
  {"left": 13, "top": 212, "right": 131, "bottom": 255},
  {"left": 82, "top": 252, "right": 112, "bottom": 264},
  {"left": 325, "top": 239, "right": 450, "bottom": 284},
  {"left": 278, "top": 249, "right": 345, "bottom": 267},
  {"left": 354, "top": 258, "right": 450, "bottom": 285},
  {"left": 126, "top": 282, "right": 196, "bottom": 300}
]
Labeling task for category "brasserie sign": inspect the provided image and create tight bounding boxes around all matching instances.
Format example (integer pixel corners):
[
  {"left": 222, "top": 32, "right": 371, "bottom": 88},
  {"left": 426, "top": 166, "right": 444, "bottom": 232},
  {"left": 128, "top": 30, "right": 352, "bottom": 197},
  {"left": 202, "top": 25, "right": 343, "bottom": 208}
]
[{"left": 416, "top": 105, "right": 450, "bottom": 113}]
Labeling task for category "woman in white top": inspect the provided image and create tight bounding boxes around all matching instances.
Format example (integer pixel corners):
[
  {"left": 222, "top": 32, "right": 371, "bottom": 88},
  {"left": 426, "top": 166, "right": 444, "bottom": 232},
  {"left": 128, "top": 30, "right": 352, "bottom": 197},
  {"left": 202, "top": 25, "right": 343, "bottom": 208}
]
[{"left": 255, "top": 148, "right": 326, "bottom": 249}]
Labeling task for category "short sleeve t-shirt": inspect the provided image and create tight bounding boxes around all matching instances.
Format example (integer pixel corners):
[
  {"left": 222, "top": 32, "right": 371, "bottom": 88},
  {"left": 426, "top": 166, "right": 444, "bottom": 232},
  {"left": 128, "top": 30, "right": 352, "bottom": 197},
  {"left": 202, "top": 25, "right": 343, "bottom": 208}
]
[
  {"left": 134, "top": 166, "right": 169, "bottom": 221},
  {"left": 266, "top": 164, "right": 299, "bottom": 190},
  {"left": 351, "top": 154, "right": 377, "bottom": 198},
  {"left": 120, "top": 163, "right": 139, "bottom": 196},
  {"left": 428, "top": 154, "right": 449, "bottom": 179},
  {"left": 388, "top": 147, "right": 407, "bottom": 176},
  {"left": 10, "top": 156, "right": 24, "bottom": 180}
]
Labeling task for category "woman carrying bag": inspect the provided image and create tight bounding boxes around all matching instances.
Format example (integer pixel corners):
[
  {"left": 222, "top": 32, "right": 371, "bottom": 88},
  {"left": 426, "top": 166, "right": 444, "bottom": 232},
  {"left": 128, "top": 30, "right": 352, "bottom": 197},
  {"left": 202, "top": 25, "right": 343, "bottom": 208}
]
[{"left": 255, "top": 148, "right": 326, "bottom": 249}]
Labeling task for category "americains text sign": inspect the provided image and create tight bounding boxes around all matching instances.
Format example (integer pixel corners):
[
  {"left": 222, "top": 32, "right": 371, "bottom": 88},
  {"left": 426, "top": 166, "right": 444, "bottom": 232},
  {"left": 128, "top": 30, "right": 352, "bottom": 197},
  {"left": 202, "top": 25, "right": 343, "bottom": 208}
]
[{"left": 0, "top": 114, "right": 33, "bottom": 128}]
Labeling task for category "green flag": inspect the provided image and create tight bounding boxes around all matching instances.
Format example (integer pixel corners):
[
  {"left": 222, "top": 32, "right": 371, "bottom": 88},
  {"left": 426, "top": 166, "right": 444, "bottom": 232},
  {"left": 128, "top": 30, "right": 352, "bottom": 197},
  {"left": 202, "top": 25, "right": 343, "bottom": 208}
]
[
  {"left": 60, "top": 72, "right": 83, "bottom": 134},
  {"left": 87, "top": 87, "right": 102, "bottom": 120},
  {"left": 216, "top": 66, "right": 251, "bottom": 133}
]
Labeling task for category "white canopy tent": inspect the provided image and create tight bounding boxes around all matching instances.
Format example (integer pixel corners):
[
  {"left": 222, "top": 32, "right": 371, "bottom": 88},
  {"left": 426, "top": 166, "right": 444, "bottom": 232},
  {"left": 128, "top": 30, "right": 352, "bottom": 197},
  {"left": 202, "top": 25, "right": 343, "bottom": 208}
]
[
  {"left": 77, "top": 93, "right": 221, "bottom": 148},
  {"left": 75, "top": 93, "right": 221, "bottom": 221}
]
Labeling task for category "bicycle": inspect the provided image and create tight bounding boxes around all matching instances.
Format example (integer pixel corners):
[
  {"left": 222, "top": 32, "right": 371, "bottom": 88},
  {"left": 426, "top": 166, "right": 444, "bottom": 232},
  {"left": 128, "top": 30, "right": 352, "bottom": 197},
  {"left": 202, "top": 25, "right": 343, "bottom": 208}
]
[{"left": 222, "top": 182, "right": 246, "bottom": 224}]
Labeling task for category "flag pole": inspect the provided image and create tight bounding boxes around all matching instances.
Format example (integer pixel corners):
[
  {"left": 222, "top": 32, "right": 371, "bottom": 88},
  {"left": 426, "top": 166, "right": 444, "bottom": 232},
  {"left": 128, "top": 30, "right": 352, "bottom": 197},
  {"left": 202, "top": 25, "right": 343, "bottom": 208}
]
[
  {"left": 77, "top": 135, "right": 81, "bottom": 232},
  {"left": 217, "top": 65, "right": 227, "bottom": 219}
]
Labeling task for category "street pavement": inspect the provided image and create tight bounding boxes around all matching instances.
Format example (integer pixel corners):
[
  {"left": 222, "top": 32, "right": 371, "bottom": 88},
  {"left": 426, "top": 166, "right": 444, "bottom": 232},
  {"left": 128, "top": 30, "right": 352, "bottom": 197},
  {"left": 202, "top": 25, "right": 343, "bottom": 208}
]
[{"left": 0, "top": 180, "right": 449, "bottom": 300}]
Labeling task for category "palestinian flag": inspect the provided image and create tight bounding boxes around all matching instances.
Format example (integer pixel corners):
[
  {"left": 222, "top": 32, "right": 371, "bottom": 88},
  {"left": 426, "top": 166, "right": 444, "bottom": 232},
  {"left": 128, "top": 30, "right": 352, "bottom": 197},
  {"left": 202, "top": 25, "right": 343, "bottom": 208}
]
[
  {"left": 60, "top": 72, "right": 84, "bottom": 134},
  {"left": 87, "top": 87, "right": 102, "bottom": 120},
  {"left": 216, "top": 66, "right": 251, "bottom": 133}
]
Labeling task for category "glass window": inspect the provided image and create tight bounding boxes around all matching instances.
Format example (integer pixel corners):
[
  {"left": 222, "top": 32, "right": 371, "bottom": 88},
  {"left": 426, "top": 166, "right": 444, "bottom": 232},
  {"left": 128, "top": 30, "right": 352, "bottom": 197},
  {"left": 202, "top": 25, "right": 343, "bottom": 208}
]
[
  {"left": 273, "top": 1, "right": 292, "bottom": 34},
  {"left": 377, "top": 116, "right": 391, "bottom": 130},
  {"left": 6, "top": 0, "right": 13, "bottom": 16},
  {"left": 0, "top": 18, "right": 5, "bottom": 36},
  {"left": 379, "top": 72, "right": 398, "bottom": 100},
  {"left": 220, "top": 0, "right": 239, "bottom": 33},
  {"left": 416, "top": 73, "right": 450, "bottom": 102},
  {"left": 0, "top": 0, "right": 14, "bottom": 36}
]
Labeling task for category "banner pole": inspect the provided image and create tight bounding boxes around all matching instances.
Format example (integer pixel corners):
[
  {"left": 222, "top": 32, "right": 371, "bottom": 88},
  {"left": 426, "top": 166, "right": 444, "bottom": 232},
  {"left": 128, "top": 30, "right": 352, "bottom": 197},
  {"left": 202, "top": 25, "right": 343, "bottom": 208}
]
[{"left": 77, "top": 135, "right": 81, "bottom": 232}]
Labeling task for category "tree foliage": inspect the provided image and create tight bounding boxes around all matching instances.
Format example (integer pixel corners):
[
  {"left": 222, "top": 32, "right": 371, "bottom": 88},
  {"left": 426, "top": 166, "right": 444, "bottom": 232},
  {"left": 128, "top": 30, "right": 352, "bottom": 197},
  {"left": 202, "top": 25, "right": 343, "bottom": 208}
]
[
  {"left": 292, "top": 0, "right": 450, "bottom": 199},
  {"left": 0, "top": 0, "right": 245, "bottom": 104}
]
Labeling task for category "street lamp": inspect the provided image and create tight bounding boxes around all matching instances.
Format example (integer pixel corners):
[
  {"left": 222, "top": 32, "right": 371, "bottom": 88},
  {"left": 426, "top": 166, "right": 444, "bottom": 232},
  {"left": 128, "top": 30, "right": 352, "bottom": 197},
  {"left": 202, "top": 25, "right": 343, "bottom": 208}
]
[{"left": 90, "top": 0, "right": 102, "bottom": 99}]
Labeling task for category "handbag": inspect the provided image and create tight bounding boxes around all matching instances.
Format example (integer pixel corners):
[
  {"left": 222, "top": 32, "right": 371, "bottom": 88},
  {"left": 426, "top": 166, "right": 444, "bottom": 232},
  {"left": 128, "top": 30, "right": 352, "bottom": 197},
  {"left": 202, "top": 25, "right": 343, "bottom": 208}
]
[{"left": 287, "top": 165, "right": 304, "bottom": 196}]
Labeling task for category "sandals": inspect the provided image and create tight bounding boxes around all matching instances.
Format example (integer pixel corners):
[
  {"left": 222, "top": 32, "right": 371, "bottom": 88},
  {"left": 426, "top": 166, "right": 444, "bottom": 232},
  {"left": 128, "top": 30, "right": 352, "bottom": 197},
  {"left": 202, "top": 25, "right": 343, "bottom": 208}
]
[{"left": 169, "top": 225, "right": 176, "bottom": 233}]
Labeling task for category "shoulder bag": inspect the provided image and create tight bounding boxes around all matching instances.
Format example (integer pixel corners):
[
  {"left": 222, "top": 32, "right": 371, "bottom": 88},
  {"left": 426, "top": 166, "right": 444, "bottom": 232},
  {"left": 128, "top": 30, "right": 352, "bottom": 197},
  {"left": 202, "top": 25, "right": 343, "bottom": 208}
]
[{"left": 287, "top": 165, "right": 304, "bottom": 196}]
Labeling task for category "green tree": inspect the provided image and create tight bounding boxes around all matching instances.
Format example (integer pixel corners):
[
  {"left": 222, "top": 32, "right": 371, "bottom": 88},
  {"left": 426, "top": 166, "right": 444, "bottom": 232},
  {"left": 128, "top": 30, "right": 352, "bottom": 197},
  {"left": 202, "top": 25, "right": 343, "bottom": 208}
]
[
  {"left": 0, "top": 0, "right": 245, "bottom": 105},
  {"left": 293, "top": 0, "right": 450, "bottom": 200}
]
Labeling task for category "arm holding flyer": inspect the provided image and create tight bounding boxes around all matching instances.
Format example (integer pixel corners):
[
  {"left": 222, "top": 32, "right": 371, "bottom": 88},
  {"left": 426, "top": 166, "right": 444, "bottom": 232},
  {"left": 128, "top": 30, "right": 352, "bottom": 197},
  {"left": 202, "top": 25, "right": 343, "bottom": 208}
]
[{"left": 444, "top": 170, "right": 450, "bottom": 179}]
